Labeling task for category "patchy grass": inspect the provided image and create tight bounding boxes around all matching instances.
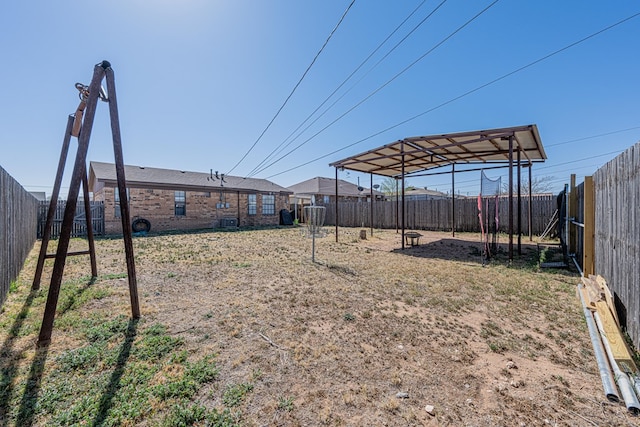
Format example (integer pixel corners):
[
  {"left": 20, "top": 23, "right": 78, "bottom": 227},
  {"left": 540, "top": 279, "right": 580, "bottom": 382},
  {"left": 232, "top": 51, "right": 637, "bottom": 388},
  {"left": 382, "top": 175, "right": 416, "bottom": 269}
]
[
  {"left": 0, "top": 229, "right": 636, "bottom": 425},
  {"left": 222, "top": 383, "right": 254, "bottom": 407},
  {"left": 0, "top": 254, "right": 235, "bottom": 425}
]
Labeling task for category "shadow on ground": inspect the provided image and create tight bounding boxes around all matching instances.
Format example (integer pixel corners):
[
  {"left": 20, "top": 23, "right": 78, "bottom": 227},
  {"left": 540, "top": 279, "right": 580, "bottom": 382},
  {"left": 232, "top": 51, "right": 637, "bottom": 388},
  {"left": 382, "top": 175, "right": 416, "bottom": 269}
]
[
  {"left": 391, "top": 237, "right": 540, "bottom": 265},
  {"left": 93, "top": 318, "right": 138, "bottom": 427},
  {"left": 1, "top": 276, "right": 96, "bottom": 426}
]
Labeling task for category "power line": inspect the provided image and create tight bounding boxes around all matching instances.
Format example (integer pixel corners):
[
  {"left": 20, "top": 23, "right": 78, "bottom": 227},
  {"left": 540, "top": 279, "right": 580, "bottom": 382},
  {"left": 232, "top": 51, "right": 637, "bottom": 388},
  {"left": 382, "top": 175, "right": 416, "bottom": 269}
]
[
  {"left": 245, "top": 0, "right": 441, "bottom": 178},
  {"left": 536, "top": 149, "right": 624, "bottom": 171},
  {"left": 252, "top": 0, "right": 502, "bottom": 177},
  {"left": 545, "top": 126, "right": 640, "bottom": 147},
  {"left": 264, "top": 10, "right": 640, "bottom": 180},
  {"left": 432, "top": 150, "right": 626, "bottom": 192},
  {"left": 225, "top": 0, "right": 356, "bottom": 176}
]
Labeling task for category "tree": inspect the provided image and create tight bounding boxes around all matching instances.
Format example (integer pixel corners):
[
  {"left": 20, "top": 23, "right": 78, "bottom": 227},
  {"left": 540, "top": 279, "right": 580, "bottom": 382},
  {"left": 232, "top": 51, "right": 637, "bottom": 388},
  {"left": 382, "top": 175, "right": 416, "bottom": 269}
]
[
  {"left": 379, "top": 177, "right": 411, "bottom": 195},
  {"left": 501, "top": 175, "right": 555, "bottom": 195}
]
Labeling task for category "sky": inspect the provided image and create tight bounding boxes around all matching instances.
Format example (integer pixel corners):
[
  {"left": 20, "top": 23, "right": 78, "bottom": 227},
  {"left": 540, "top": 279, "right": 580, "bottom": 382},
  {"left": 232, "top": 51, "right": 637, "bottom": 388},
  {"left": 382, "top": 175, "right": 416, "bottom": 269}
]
[{"left": 1, "top": 0, "right": 639, "bottom": 198}]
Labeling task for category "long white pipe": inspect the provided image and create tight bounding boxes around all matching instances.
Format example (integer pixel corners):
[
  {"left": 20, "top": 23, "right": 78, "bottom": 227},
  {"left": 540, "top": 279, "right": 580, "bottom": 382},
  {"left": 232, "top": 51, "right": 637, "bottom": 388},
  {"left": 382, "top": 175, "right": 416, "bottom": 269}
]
[
  {"left": 577, "top": 284, "right": 620, "bottom": 402},
  {"left": 593, "top": 310, "right": 640, "bottom": 413}
]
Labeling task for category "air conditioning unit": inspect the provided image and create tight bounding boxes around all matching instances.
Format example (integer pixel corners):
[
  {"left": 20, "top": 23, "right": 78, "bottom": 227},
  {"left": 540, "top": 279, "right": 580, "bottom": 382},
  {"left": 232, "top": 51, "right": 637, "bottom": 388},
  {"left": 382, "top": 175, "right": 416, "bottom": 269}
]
[{"left": 219, "top": 217, "right": 238, "bottom": 228}]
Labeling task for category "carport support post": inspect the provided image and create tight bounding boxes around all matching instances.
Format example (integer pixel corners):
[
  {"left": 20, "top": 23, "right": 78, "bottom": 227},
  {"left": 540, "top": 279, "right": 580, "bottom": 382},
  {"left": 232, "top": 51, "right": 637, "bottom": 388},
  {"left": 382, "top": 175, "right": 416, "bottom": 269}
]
[
  {"left": 451, "top": 163, "right": 455, "bottom": 237},
  {"left": 508, "top": 135, "right": 514, "bottom": 262},
  {"left": 528, "top": 162, "right": 533, "bottom": 241},
  {"left": 401, "top": 141, "right": 406, "bottom": 250},
  {"left": 370, "top": 174, "right": 374, "bottom": 236},
  {"left": 335, "top": 167, "right": 339, "bottom": 242},
  {"left": 395, "top": 178, "right": 399, "bottom": 233},
  {"left": 517, "top": 149, "right": 522, "bottom": 255}
]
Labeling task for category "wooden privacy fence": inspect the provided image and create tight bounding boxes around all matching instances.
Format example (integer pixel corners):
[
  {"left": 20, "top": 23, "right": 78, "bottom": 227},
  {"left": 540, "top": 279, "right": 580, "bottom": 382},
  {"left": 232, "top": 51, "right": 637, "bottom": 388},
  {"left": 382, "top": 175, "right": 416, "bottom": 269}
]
[
  {"left": 37, "top": 200, "right": 104, "bottom": 239},
  {"left": 592, "top": 142, "right": 640, "bottom": 349},
  {"left": 0, "top": 166, "right": 38, "bottom": 307},
  {"left": 324, "top": 194, "right": 555, "bottom": 235}
]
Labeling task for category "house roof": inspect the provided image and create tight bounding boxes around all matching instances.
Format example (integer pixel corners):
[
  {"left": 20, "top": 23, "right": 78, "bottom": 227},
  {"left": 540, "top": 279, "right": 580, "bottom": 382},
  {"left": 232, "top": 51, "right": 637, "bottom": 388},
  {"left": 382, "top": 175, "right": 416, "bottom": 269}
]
[
  {"left": 404, "top": 187, "right": 448, "bottom": 198},
  {"left": 89, "top": 162, "right": 292, "bottom": 194},
  {"left": 288, "top": 177, "right": 384, "bottom": 198},
  {"left": 329, "top": 124, "right": 546, "bottom": 177}
]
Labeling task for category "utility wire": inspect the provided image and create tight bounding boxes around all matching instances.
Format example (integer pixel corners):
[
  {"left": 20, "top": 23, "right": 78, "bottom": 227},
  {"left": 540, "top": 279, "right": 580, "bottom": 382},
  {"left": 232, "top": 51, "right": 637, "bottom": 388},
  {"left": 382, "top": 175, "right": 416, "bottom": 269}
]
[
  {"left": 535, "top": 149, "right": 624, "bottom": 170},
  {"left": 428, "top": 147, "right": 628, "bottom": 185},
  {"left": 252, "top": 0, "right": 501, "bottom": 178},
  {"left": 441, "top": 149, "right": 626, "bottom": 192},
  {"left": 246, "top": 0, "right": 446, "bottom": 178},
  {"left": 545, "top": 126, "right": 640, "bottom": 147},
  {"left": 264, "top": 11, "right": 640, "bottom": 180},
  {"left": 225, "top": 0, "right": 356, "bottom": 176},
  {"left": 454, "top": 156, "right": 622, "bottom": 190}
]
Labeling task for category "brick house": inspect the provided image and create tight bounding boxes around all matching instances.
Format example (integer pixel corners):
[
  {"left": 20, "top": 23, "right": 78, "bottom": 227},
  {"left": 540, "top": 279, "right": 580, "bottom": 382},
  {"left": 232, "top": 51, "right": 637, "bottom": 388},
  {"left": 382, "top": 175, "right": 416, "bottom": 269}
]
[{"left": 89, "top": 161, "right": 292, "bottom": 234}]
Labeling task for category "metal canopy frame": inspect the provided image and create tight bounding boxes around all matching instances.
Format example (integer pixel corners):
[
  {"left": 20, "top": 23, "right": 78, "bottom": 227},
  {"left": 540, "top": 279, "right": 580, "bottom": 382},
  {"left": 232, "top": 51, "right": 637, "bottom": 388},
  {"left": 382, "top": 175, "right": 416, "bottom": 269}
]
[{"left": 330, "top": 125, "right": 547, "bottom": 260}]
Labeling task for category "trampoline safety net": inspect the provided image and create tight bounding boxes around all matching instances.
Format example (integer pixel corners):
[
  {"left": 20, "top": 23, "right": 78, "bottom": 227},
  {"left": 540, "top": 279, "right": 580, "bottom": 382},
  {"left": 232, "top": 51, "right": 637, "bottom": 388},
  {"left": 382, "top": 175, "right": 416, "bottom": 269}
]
[{"left": 478, "top": 171, "right": 501, "bottom": 264}]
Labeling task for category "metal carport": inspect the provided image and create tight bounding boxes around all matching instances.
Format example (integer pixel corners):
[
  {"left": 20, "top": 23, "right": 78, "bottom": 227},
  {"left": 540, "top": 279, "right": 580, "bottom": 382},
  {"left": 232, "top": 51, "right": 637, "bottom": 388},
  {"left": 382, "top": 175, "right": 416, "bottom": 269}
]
[{"left": 329, "top": 124, "right": 547, "bottom": 260}]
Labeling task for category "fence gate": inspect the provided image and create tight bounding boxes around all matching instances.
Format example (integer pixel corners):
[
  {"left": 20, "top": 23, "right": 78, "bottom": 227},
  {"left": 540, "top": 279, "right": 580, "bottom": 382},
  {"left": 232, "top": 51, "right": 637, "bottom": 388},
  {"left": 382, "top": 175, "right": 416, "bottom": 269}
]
[{"left": 38, "top": 200, "right": 104, "bottom": 239}]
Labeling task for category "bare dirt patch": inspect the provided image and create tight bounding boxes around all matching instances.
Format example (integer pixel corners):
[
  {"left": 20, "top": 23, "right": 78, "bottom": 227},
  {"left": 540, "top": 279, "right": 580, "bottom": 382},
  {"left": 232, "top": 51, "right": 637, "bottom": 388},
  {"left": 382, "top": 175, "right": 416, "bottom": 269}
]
[{"left": 6, "top": 227, "right": 639, "bottom": 426}]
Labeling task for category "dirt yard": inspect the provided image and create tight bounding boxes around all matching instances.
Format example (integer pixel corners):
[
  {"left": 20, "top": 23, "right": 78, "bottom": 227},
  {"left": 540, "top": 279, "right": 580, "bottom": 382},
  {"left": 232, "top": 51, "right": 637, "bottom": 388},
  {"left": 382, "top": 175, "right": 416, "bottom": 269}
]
[{"left": 4, "top": 227, "right": 639, "bottom": 426}]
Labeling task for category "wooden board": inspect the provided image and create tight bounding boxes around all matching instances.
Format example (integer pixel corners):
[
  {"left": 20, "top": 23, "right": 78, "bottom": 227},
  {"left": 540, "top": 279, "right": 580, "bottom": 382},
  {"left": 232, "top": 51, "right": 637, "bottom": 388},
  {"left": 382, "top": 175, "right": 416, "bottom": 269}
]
[
  {"left": 578, "top": 280, "right": 638, "bottom": 375},
  {"left": 577, "top": 284, "right": 596, "bottom": 310},
  {"left": 594, "top": 299, "right": 638, "bottom": 376},
  {"left": 581, "top": 276, "right": 602, "bottom": 305},
  {"left": 594, "top": 275, "right": 621, "bottom": 328}
]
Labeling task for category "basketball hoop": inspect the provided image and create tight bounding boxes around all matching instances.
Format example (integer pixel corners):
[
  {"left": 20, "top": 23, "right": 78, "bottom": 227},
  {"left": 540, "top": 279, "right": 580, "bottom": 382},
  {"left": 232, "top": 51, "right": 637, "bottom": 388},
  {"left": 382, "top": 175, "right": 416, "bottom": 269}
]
[{"left": 304, "top": 206, "right": 326, "bottom": 262}]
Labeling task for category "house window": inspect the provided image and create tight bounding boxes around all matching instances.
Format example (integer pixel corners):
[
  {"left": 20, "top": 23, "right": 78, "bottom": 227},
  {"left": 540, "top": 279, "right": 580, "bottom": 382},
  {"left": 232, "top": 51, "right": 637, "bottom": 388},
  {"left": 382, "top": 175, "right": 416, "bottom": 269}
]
[
  {"left": 175, "top": 191, "right": 186, "bottom": 216},
  {"left": 323, "top": 195, "right": 330, "bottom": 204},
  {"left": 248, "top": 194, "right": 257, "bottom": 215},
  {"left": 114, "top": 187, "right": 129, "bottom": 218},
  {"left": 262, "top": 194, "right": 275, "bottom": 215}
]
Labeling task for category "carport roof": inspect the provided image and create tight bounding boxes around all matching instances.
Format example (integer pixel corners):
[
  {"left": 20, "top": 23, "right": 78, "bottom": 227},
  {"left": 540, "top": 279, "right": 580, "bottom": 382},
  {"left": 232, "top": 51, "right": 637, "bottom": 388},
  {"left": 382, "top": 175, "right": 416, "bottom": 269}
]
[{"left": 329, "top": 124, "right": 546, "bottom": 177}]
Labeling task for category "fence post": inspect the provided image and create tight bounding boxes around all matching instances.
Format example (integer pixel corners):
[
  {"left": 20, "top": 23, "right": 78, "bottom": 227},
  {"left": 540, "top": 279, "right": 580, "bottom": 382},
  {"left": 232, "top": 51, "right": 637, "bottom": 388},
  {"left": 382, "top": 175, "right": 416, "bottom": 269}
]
[
  {"left": 583, "top": 176, "right": 595, "bottom": 276},
  {"left": 569, "top": 174, "right": 577, "bottom": 256}
]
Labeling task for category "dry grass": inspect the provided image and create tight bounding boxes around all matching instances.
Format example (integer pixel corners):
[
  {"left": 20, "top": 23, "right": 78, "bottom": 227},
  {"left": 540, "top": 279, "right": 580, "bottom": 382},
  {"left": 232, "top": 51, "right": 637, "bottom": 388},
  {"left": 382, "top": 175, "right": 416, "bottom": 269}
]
[{"left": 1, "top": 227, "right": 638, "bottom": 426}]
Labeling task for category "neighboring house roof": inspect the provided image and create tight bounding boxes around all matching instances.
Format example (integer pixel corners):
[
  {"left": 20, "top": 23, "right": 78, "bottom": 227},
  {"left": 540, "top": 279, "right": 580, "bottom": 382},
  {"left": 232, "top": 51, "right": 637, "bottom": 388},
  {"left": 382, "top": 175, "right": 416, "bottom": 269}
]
[
  {"left": 288, "top": 177, "right": 384, "bottom": 199},
  {"left": 404, "top": 188, "right": 449, "bottom": 198},
  {"left": 386, "top": 187, "right": 458, "bottom": 200},
  {"left": 89, "top": 161, "right": 292, "bottom": 194}
]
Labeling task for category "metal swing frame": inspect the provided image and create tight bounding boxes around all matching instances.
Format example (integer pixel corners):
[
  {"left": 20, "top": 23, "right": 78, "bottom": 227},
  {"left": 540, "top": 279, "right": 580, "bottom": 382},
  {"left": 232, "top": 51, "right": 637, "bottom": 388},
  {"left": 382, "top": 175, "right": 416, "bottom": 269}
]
[{"left": 34, "top": 61, "right": 140, "bottom": 347}]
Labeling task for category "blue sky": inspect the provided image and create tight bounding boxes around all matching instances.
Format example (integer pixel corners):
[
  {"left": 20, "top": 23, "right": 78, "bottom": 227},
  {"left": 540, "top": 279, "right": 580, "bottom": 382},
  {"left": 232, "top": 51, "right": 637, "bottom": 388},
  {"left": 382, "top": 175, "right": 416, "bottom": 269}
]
[{"left": 1, "top": 0, "right": 639, "bottom": 197}]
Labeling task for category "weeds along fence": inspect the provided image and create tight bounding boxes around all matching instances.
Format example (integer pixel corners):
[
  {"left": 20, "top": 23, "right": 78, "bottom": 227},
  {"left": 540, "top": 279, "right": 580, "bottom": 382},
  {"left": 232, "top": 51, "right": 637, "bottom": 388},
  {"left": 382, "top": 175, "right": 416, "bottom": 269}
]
[
  {"left": 324, "top": 194, "right": 555, "bottom": 235},
  {"left": 37, "top": 200, "right": 104, "bottom": 239},
  {"left": 592, "top": 142, "right": 640, "bottom": 348},
  {"left": 0, "top": 166, "right": 38, "bottom": 307}
]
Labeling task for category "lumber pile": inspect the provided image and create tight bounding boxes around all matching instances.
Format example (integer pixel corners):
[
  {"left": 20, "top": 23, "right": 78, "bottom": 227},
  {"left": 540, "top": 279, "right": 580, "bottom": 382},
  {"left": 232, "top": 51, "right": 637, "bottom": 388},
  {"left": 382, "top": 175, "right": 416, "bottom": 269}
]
[{"left": 578, "top": 275, "right": 640, "bottom": 414}]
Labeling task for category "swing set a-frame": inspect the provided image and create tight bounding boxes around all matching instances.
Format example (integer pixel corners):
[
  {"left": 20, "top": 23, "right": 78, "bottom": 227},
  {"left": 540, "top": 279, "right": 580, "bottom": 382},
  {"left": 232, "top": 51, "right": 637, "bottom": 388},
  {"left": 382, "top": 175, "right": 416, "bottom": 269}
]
[{"left": 33, "top": 61, "right": 140, "bottom": 347}]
